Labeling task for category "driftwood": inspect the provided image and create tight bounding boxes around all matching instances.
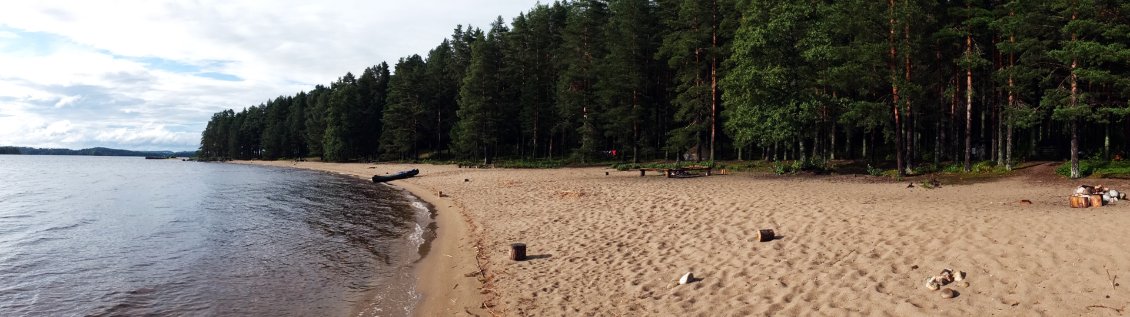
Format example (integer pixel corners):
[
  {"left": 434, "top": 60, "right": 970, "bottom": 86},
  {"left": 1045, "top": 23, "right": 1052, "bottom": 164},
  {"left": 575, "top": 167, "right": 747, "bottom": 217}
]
[{"left": 371, "top": 169, "right": 419, "bottom": 183}]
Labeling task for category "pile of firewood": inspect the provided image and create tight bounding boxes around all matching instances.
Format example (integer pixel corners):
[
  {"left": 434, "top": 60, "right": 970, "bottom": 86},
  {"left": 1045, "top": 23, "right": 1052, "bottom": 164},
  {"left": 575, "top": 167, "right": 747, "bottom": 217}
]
[{"left": 1071, "top": 185, "right": 1125, "bottom": 208}]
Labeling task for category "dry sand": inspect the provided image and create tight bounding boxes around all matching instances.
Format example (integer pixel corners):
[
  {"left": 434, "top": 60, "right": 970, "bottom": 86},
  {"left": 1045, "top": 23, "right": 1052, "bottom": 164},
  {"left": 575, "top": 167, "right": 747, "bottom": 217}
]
[{"left": 238, "top": 160, "right": 1130, "bottom": 316}]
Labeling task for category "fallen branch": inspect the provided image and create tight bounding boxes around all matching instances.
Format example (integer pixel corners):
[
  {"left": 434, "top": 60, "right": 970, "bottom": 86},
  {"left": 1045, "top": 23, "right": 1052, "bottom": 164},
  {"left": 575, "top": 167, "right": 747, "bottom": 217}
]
[
  {"left": 1086, "top": 304, "right": 1125, "bottom": 315},
  {"left": 1107, "top": 266, "right": 1119, "bottom": 289}
]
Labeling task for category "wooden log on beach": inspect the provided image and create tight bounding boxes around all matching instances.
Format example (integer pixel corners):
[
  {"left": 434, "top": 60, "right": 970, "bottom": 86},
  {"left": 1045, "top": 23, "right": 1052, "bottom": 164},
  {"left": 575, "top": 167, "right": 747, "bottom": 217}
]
[
  {"left": 755, "top": 229, "right": 775, "bottom": 242},
  {"left": 1090, "top": 194, "right": 1104, "bottom": 208},
  {"left": 510, "top": 243, "right": 527, "bottom": 261},
  {"left": 1070, "top": 195, "right": 1091, "bottom": 208}
]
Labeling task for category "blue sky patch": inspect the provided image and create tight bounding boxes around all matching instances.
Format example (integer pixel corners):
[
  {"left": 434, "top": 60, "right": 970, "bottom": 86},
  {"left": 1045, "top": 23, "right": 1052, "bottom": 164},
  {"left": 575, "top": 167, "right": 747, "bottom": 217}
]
[
  {"left": 196, "top": 72, "right": 241, "bottom": 81},
  {"left": 0, "top": 26, "right": 69, "bottom": 55},
  {"left": 127, "top": 56, "right": 203, "bottom": 73}
]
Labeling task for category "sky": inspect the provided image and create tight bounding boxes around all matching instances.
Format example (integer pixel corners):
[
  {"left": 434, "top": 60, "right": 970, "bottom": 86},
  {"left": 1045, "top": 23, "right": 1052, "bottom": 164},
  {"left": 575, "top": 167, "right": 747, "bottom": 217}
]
[{"left": 0, "top": 0, "right": 542, "bottom": 151}]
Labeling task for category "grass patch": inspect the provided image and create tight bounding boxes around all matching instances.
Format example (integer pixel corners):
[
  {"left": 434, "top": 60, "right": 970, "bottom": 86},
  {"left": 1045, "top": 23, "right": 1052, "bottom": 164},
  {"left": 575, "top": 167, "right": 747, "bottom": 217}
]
[{"left": 1059, "top": 160, "right": 1130, "bottom": 178}]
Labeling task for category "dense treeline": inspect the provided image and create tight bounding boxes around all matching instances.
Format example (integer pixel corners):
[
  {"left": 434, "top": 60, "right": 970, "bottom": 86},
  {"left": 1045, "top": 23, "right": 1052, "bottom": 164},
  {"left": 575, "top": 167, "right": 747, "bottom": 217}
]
[{"left": 200, "top": 0, "right": 1129, "bottom": 178}]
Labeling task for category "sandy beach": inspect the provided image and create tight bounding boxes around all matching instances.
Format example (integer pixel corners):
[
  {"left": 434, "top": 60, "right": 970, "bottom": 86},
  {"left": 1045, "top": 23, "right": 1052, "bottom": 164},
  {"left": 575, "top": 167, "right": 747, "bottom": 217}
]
[{"left": 239, "top": 160, "right": 1130, "bottom": 316}]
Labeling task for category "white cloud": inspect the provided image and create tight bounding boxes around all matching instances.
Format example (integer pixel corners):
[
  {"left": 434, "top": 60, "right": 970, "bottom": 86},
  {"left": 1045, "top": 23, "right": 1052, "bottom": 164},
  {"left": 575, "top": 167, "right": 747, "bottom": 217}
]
[
  {"left": 94, "top": 123, "right": 198, "bottom": 148},
  {"left": 53, "top": 95, "right": 81, "bottom": 108},
  {"left": 0, "top": 0, "right": 542, "bottom": 151}
]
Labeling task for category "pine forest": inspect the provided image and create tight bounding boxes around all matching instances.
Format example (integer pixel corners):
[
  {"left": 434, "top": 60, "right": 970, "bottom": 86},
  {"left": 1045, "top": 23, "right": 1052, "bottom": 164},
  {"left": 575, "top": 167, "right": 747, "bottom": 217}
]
[{"left": 198, "top": 0, "right": 1130, "bottom": 178}]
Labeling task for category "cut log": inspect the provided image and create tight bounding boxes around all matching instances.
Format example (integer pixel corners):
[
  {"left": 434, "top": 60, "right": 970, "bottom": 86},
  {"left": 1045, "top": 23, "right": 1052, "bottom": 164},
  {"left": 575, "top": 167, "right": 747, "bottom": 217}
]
[
  {"left": 1090, "top": 194, "right": 1104, "bottom": 208},
  {"left": 1070, "top": 195, "right": 1091, "bottom": 208},
  {"left": 510, "top": 243, "right": 527, "bottom": 261},
  {"left": 755, "top": 229, "right": 775, "bottom": 242}
]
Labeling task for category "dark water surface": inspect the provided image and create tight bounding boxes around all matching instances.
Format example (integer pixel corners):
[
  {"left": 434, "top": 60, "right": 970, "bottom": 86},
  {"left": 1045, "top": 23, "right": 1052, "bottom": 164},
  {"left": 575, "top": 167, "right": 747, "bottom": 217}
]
[{"left": 0, "top": 156, "right": 431, "bottom": 316}]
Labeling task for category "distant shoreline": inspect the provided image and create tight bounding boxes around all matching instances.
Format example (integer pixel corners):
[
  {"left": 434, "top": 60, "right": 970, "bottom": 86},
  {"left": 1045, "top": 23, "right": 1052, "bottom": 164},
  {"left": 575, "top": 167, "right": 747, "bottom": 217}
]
[{"left": 0, "top": 146, "right": 196, "bottom": 158}]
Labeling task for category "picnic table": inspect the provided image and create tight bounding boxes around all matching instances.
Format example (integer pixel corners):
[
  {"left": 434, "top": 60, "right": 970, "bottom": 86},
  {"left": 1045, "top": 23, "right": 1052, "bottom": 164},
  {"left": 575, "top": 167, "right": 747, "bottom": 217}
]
[{"left": 639, "top": 166, "right": 712, "bottom": 178}]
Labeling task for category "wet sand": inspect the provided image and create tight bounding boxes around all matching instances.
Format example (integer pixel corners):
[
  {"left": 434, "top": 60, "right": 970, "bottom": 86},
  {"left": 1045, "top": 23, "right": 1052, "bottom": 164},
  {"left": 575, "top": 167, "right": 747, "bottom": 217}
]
[{"left": 239, "top": 161, "right": 1130, "bottom": 316}]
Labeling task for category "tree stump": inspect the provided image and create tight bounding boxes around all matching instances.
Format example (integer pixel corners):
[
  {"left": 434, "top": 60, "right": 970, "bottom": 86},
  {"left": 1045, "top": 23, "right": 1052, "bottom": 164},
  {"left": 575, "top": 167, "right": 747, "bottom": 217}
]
[
  {"left": 1070, "top": 195, "right": 1090, "bottom": 208},
  {"left": 1090, "top": 194, "right": 1104, "bottom": 208},
  {"left": 510, "top": 243, "right": 527, "bottom": 261},
  {"left": 756, "top": 229, "right": 775, "bottom": 242}
]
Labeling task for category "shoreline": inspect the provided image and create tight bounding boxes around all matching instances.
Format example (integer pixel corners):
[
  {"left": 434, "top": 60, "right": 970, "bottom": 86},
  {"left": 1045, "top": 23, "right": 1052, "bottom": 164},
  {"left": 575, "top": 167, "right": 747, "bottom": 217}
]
[
  {"left": 392, "top": 179, "right": 488, "bottom": 316},
  {"left": 231, "top": 161, "right": 486, "bottom": 317}
]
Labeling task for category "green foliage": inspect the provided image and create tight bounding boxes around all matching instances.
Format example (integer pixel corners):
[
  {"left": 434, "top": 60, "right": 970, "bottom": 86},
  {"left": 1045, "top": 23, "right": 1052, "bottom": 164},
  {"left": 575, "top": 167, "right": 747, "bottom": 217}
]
[
  {"left": 381, "top": 55, "right": 428, "bottom": 161},
  {"left": 322, "top": 73, "right": 360, "bottom": 162},
  {"left": 657, "top": 0, "right": 737, "bottom": 162},
  {"left": 912, "top": 163, "right": 938, "bottom": 175},
  {"left": 356, "top": 63, "right": 391, "bottom": 160},
  {"left": 505, "top": 3, "right": 568, "bottom": 159},
  {"left": 556, "top": 1, "right": 609, "bottom": 163},
  {"left": 970, "top": 160, "right": 998, "bottom": 173},
  {"left": 1055, "top": 159, "right": 1130, "bottom": 178},
  {"left": 866, "top": 164, "right": 884, "bottom": 176},
  {"left": 595, "top": 0, "right": 658, "bottom": 163},
  {"left": 942, "top": 164, "right": 964, "bottom": 173},
  {"left": 195, "top": 0, "right": 1130, "bottom": 171},
  {"left": 767, "top": 159, "right": 829, "bottom": 175},
  {"left": 452, "top": 24, "right": 504, "bottom": 164},
  {"left": 1056, "top": 160, "right": 1098, "bottom": 177},
  {"left": 1092, "top": 161, "right": 1130, "bottom": 178}
]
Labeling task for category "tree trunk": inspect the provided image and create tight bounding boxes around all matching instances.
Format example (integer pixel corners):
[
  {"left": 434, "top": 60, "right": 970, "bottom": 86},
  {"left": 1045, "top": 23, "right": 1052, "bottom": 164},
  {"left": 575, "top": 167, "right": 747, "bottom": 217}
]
[
  {"left": 862, "top": 132, "right": 868, "bottom": 163},
  {"left": 1069, "top": 9, "right": 1080, "bottom": 179},
  {"left": 1006, "top": 122, "right": 1014, "bottom": 170},
  {"left": 533, "top": 106, "right": 539, "bottom": 158},
  {"left": 904, "top": 17, "right": 914, "bottom": 174},
  {"left": 952, "top": 76, "right": 959, "bottom": 161},
  {"left": 889, "top": 0, "right": 904, "bottom": 177},
  {"left": 980, "top": 103, "right": 986, "bottom": 160},
  {"left": 990, "top": 38, "right": 1000, "bottom": 165},
  {"left": 937, "top": 78, "right": 945, "bottom": 166},
  {"left": 996, "top": 96, "right": 1004, "bottom": 167},
  {"left": 1104, "top": 123, "right": 1111, "bottom": 160},
  {"left": 964, "top": 33, "right": 974, "bottom": 172},
  {"left": 935, "top": 120, "right": 942, "bottom": 167},
  {"left": 633, "top": 91, "right": 640, "bottom": 163},
  {"left": 709, "top": 0, "right": 719, "bottom": 162},
  {"left": 1071, "top": 121, "right": 1079, "bottom": 178},
  {"left": 1005, "top": 27, "right": 1015, "bottom": 170},
  {"left": 799, "top": 138, "right": 807, "bottom": 163},
  {"left": 830, "top": 121, "right": 837, "bottom": 160}
]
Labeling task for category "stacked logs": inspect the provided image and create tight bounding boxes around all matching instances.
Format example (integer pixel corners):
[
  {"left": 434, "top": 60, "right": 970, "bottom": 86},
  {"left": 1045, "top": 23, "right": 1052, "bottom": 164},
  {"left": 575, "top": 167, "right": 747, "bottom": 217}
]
[{"left": 1071, "top": 185, "right": 1125, "bottom": 208}]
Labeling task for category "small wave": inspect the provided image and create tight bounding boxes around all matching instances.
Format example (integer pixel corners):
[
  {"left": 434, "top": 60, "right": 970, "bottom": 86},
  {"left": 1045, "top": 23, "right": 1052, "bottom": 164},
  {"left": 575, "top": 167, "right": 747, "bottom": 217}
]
[
  {"left": 0, "top": 214, "right": 34, "bottom": 219},
  {"left": 407, "top": 223, "right": 425, "bottom": 248},
  {"left": 38, "top": 221, "right": 84, "bottom": 233},
  {"left": 13, "top": 235, "right": 65, "bottom": 248}
]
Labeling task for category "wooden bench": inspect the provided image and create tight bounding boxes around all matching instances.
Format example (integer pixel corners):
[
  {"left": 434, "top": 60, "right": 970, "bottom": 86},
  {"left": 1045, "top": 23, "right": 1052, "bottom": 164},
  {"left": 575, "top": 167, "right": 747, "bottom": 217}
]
[{"left": 639, "top": 166, "right": 712, "bottom": 178}]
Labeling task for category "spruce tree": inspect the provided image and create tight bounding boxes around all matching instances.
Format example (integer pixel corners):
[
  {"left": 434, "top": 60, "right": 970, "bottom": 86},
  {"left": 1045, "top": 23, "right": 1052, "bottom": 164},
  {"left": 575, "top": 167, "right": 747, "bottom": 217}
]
[
  {"left": 381, "top": 55, "right": 428, "bottom": 160},
  {"left": 597, "top": 0, "right": 658, "bottom": 163},
  {"left": 452, "top": 26, "right": 505, "bottom": 164},
  {"left": 556, "top": 0, "right": 609, "bottom": 163}
]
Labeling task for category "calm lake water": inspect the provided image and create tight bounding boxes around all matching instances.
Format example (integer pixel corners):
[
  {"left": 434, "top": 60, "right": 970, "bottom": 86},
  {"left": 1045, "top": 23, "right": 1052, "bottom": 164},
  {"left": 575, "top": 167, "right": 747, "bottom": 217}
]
[{"left": 0, "top": 155, "right": 433, "bottom": 316}]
